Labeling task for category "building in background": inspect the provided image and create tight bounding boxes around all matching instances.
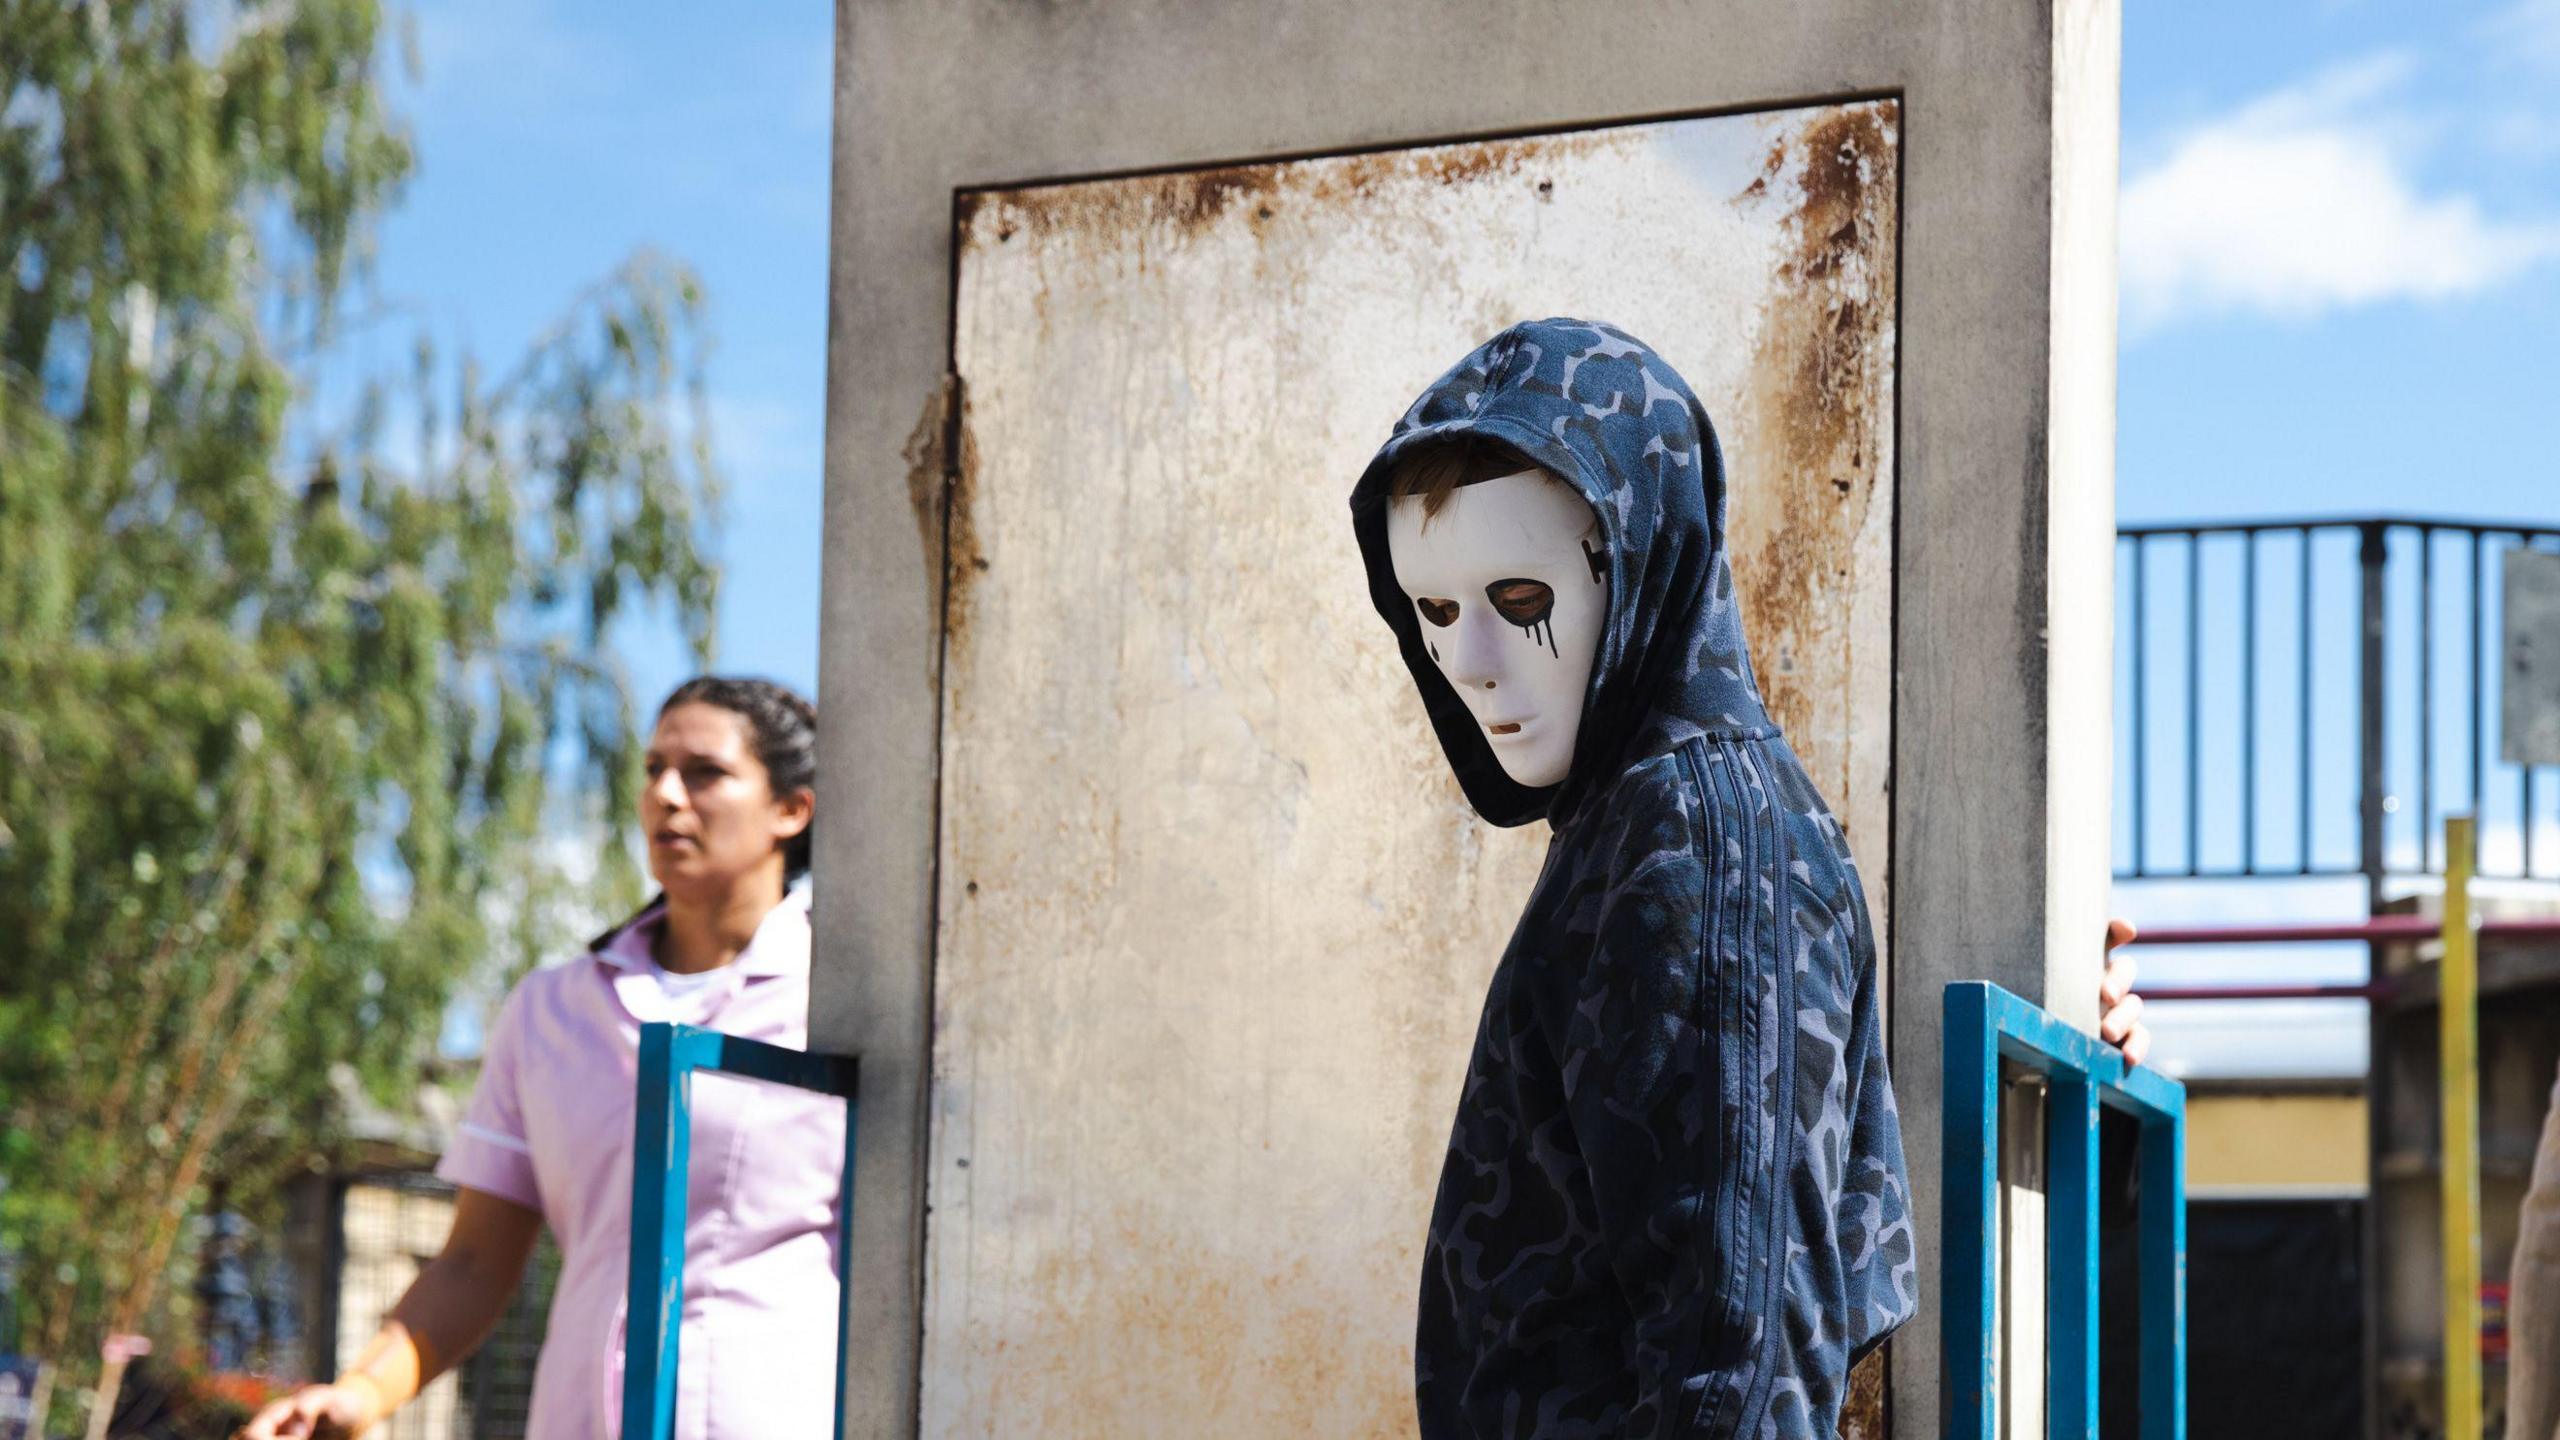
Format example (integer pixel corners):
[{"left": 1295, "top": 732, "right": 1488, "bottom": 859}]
[{"left": 2119, "top": 517, "right": 2560, "bottom": 1438}]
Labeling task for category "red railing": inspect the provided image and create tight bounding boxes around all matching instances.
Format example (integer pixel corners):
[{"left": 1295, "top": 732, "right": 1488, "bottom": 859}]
[{"left": 2130, "top": 917, "right": 2560, "bottom": 1001}]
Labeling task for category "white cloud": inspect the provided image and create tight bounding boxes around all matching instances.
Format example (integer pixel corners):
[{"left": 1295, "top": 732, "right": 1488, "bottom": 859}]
[{"left": 2120, "top": 54, "right": 2560, "bottom": 334}]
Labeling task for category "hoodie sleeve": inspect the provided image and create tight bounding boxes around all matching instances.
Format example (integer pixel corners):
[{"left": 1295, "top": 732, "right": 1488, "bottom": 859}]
[
  {"left": 1776, "top": 765, "right": 1918, "bottom": 1379},
  {"left": 1546, "top": 743, "right": 1910, "bottom": 1438}
]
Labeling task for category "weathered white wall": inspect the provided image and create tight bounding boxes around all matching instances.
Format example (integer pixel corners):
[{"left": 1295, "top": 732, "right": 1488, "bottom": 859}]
[{"left": 925, "top": 104, "right": 1899, "bottom": 1438}]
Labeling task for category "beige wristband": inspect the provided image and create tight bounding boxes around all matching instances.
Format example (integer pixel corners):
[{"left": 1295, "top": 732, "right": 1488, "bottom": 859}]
[{"left": 334, "top": 1370, "right": 391, "bottom": 1427}]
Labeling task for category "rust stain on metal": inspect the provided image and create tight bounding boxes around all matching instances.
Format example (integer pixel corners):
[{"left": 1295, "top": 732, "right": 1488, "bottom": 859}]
[
  {"left": 1729, "top": 100, "right": 1899, "bottom": 812},
  {"left": 941, "top": 397, "right": 985, "bottom": 646},
  {"left": 958, "top": 131, "right": 1627, "bottom": 253},
  {"left": 1840, "top": 1347, "right": 1888, "bottom": 1439},
  {"left": 901, "top": 374, "right": 988, "bottom": 653},
  {"left": 1163, "top": 164, "right": 1282, "bottom": 234},
  {"left": 903, "top": 376, "right": 954, "bottom": 566}
]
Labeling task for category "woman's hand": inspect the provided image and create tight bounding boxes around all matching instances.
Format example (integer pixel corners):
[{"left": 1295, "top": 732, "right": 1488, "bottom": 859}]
[
  {"left": 237, "top": 1188, "right": 537, "bottom": 1439},
  {"left": 235, "top": 1378, "right": 381, "bottom": 1438},
  {"left": 2098, "top": 917, "right": 2150, "bottom": 1069}
]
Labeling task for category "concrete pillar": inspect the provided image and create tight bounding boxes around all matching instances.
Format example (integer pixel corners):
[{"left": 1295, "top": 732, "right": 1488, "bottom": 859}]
[{"left": 818, "top": 2, "right": 2118, "bottom": 1432}]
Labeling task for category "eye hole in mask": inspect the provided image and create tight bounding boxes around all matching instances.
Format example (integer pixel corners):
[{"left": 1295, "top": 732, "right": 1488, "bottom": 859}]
[
  {"left": 1485, "top": 578, "right": 1559, "bottom": 658},
  {"left": 1415, "top": 596, "right": 1460, "bottom": 628}
]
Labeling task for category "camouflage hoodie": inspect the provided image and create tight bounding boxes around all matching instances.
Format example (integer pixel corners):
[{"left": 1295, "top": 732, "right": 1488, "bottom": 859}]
[{"left": 1350, "top": 318, "right": 1916, "bottom": 1438}]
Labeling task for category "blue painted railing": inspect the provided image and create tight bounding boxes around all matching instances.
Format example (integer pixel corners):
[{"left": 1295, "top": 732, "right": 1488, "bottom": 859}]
[
  {"left": 622, "top": 1022, "right": 860, "bottom": 1440},
  {"left": 1944, "top": 981, "right": 2187, "bottom": 1440}
]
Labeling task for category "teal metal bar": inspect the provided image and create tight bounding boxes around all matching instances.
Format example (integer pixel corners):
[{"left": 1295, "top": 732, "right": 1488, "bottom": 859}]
[
  {"left": 623, "top": 1022, "right": 860, "bottom": 1440},
  {"left": 2050, "top": 1075, "right": 2102, "bottom": 1439},
  {"left": 1943, "top": 981, "right": 2186, "bottom": 1440},
  {"left": 2139, "top": 1088, "right": 2187, "bottom": 1440}
]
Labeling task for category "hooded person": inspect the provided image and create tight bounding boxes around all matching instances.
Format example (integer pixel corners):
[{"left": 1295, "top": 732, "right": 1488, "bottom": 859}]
[{"left": 1350, "top": 317, "right": 1917, "bottom": 1438}]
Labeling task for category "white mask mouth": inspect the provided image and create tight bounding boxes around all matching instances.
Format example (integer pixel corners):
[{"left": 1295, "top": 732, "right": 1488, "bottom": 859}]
[{"left": 1386, "top": 468, "right": 1608, "bottom": 790}]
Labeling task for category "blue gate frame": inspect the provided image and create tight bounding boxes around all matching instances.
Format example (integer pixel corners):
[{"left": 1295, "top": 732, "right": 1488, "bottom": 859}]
[
  {"left": 1944, "top": 981, "right": 2186, "bottom": 1440},
  {"left": 622, "top": 1022, "right": 860, "bottom": 1440}
]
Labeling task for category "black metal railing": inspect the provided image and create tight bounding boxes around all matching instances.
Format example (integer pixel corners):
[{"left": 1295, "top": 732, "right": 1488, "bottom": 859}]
[{"left": 2116, "top": 516, "right": 2560, "bottom": 891}]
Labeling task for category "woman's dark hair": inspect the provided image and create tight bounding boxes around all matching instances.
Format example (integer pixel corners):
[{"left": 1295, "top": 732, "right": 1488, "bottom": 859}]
[{"left": 659, "top": 676, "right": 818, "bottom": 878}]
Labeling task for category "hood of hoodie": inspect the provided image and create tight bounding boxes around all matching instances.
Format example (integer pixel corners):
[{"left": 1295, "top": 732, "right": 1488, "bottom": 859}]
[{"left": 1350, "top": 317, "right": 1775, "bottom": 828}]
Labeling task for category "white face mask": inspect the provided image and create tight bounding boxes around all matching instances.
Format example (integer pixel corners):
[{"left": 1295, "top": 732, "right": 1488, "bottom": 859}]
[{"left": 1387, "top": 469, "right": 1609, "bottom": 790}]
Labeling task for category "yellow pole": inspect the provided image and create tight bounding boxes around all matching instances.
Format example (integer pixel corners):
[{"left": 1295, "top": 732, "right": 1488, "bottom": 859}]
[{"left": 2444, "top": 814, "right": 2483, "bottom": 1440}]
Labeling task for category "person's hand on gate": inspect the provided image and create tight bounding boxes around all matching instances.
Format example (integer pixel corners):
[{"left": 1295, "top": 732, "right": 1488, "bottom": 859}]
[
  {"left": 235, "top": 1377, "right": 382, "bottom": 1438},
  {"left": 2097, "top": 917, "right": 2150, "bottom": 1069}
]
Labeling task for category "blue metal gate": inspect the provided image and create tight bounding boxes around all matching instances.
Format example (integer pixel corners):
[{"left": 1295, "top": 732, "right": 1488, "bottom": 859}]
[
  {"left": 620, "top": 1022, "right": 860, "bottom": 1440},
  {"left": 1945, "top": 981, "right": 2188, "bottom": 1440}
]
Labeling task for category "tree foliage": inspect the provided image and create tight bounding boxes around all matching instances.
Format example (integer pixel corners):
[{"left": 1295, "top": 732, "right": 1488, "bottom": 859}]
[{"left": 0, "top": 0, "right": 723, "bottom": 1405}]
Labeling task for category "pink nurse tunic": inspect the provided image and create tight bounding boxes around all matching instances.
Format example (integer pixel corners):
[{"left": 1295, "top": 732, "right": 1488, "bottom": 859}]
[{"left": 436, "top": 886, "right": 842, "bottom": 1439}]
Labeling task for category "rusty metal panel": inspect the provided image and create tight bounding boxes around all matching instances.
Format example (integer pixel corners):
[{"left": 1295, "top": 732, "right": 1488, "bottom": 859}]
[{"left": 929, "top": 101, "right": 1900, "bottom": 1437}]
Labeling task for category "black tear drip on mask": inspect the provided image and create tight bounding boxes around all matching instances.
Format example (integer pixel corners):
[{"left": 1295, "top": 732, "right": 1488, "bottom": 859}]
[{"left": 1485, "top": 578, "right": 1560, "bottom": 660}]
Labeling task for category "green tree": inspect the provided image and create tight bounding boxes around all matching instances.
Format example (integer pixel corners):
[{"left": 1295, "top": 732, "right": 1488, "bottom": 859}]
[{"left": 0, "top": 1, "right": 722, "bottom": 1425}]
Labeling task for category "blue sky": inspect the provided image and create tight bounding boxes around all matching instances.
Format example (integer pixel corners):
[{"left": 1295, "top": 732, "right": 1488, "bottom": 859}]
[
  {"left": 2110, "top": 0, "right": 2560, "bottom": 1074},
  {"left": 2118, "top": 1, "right": 2560, "bottom": 528},
  {"left": 372, "top": 1, "right": 2560, "bottom": 1073},
  {"left": 356, "top": 0, "right": 836, "bottom": 711}
]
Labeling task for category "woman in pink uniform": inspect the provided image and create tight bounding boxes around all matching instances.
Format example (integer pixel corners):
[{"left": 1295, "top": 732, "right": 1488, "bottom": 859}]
[{"left": 241, "top": 677, "right": 840, "bottom": 1439}]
